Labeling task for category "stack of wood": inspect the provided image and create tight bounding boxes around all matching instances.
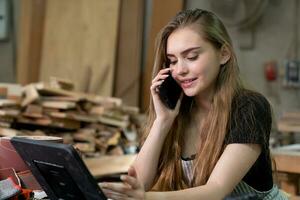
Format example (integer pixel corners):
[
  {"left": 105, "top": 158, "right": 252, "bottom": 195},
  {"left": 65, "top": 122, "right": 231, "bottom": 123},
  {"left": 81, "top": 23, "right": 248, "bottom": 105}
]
[
  {"left": 0, "top": 79, "right": 145, "bottom": 158},
  {"left": 277, "top": 112, "right": 300, "bottom": 133}
]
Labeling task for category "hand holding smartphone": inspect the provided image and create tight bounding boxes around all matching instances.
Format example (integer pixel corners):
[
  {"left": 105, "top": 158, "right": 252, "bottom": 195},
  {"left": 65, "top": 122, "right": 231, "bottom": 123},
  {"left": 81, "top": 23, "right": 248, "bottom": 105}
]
[{"left": 158, "top": 72, "right": 182, "bottom": 109}]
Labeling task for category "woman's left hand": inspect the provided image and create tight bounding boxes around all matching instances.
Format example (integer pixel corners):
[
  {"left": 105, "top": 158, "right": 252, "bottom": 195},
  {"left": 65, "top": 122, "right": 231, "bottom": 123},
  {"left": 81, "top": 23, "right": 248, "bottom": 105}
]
[{"left": 100, "top": 166, "right": 145, "bottom": 200}]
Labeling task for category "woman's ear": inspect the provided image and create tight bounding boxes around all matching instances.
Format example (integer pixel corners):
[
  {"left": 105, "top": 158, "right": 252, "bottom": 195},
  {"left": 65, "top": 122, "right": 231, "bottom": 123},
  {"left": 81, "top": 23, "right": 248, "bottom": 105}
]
[{"left": 220, "top": 45, "right": 231, "bottom": 65}]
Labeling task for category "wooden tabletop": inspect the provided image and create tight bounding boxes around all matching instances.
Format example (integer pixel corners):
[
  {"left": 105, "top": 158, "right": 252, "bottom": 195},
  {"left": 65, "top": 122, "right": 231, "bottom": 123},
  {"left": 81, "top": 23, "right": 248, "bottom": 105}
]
[
  {"left": 84, "top": 154, "right": 136, "bottom": 178},
  {"left": 271, "top": 145, "right": 300, "bottom": 174},
  {"left": 83, "top": 151, "right": 300, "bottom": 177},
  {"left": 84, "top": 152, "right": 300, "bottom": 198}
]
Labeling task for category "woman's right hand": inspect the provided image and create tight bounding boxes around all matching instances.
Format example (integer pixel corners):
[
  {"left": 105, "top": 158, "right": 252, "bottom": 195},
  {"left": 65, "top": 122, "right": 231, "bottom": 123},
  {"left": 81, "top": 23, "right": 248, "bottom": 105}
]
[{"left": 150, "top": 68, "right": 183, "bottom": 123}]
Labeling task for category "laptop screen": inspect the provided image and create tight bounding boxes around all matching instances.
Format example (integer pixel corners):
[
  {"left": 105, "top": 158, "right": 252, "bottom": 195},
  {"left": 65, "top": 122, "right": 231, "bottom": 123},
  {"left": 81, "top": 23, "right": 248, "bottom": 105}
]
[{"left": 11, "top": 137, "right": 107, "bottom": 200}]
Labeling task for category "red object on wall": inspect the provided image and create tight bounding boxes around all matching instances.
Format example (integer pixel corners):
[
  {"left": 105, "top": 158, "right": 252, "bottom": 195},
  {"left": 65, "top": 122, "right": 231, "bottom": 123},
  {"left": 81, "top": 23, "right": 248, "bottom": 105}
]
[{"left": 264, "top": 61, "right": 277, "bottom": 81}]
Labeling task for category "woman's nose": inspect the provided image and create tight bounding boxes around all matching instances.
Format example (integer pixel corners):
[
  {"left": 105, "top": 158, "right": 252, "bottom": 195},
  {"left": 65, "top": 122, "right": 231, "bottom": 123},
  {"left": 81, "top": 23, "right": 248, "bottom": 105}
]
[{"left": 174, "top": 60, "right": 188, "bottom": 75}]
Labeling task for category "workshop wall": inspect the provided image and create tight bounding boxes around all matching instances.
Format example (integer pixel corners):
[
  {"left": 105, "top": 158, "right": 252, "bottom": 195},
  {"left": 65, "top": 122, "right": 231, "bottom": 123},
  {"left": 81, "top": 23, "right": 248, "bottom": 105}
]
[
  {"left": 186, "top": 0, "right": 300, "bottom": 123},
  {"left": 0, "top": 0, "right": 19, "bottom": 83},
  {"left": 1, "top": 0, "right": 300, "bottom": 119}
]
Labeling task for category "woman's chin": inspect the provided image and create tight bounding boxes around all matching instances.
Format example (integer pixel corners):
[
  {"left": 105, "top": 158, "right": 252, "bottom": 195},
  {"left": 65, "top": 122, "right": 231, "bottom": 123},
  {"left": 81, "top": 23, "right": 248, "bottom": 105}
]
[{"left": 183, "top": 90, "right": 197, "bottom": 97}]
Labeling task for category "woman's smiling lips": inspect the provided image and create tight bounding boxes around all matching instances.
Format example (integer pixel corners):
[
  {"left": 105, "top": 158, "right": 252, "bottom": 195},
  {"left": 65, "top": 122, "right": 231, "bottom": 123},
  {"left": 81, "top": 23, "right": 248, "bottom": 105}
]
[{"left": 180, "top": 78, "right": 197, "bottom": 88}]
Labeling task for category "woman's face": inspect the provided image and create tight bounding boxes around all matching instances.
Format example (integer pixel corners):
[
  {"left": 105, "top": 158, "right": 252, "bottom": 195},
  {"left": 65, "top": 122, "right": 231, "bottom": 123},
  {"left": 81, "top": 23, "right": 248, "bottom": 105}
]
[{"left": 166, "top": 27, "right": 224, "bottom": 97}]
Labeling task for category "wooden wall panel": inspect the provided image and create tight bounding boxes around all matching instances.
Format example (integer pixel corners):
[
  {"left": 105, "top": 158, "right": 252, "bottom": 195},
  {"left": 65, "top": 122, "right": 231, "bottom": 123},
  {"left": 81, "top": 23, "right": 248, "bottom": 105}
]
[
  {"left": 141, "top": 0, "right": 184, "bottom": 111},
  {"left": 16, "top": 0, "right": 45, "bottom": 85},
  {"left": 39, "top": 0, "right": 120, "bottom": 96},
  {"left": 113, "top": 0, "right": 144, "bottom": 107}
]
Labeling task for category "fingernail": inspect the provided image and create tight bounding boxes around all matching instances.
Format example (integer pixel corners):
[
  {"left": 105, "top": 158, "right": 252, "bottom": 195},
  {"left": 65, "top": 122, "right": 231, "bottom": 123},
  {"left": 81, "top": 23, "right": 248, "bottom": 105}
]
[
  {"left": 120, "top": 175, "right": 126, "bottom": 180},
  {"left": 100, "top": 182, "right": 107, "bottom": 187}
]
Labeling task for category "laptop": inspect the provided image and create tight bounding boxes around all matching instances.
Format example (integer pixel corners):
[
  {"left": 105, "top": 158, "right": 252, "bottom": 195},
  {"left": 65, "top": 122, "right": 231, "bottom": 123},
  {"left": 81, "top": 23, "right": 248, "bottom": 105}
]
[{"left": 11, "top": 137, "right": 108, "bottom": 200}]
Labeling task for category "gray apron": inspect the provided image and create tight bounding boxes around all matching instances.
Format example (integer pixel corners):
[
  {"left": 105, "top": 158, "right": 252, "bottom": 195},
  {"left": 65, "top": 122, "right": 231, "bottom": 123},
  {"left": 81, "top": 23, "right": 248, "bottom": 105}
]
[{"left": 226, "top": 181, "right": 289, "bottom": 200}]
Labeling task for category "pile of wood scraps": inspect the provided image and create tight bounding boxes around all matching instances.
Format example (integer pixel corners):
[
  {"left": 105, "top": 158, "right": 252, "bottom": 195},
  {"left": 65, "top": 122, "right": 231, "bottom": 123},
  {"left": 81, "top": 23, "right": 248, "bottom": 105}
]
[{"left": 0, "top": 79, "right": 145, "bottom": 158}]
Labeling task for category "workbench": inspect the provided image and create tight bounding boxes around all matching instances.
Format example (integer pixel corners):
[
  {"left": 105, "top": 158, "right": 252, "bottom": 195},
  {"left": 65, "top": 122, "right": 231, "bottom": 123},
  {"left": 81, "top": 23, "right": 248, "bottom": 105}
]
[
  {"left": 272, "top": 144, "right": 300, "bottom": 197},
  {"left": 84, "top": 154, "right": 136, "bottom": 178},
  {"left": 84, "top": 152, "right": 300, "bottom": 198},
  {"left": 277, "top": 112, "right": 300, "bottom": 144}
]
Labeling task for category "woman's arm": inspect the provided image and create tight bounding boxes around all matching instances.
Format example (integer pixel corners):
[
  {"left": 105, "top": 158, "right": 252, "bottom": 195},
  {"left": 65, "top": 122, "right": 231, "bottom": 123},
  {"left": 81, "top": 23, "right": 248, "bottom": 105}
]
[
  {"left": 145, "top": 143, "right": 261, "bottom": 200},
  {"left": 132, "top": 68, "right": 182, "bottom": 190},
  {"left": 132, "top": 118, "right": 173, "bottom": 190},
  {"left": 101, "top": 143, "right": 261, "bottom": 200}
]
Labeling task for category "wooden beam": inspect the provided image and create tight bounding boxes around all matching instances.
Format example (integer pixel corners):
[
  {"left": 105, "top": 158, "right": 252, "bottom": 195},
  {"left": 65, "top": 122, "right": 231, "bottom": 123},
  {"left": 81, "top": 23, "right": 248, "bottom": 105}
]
[
  {"left": 16, "top": 0, "right": 46, "bottom": 85},
  {"left": 39, "top": 0, "right": 120, "bottom": 97},
  {"left": 141, "top": 0, "right": 183, "bottom": 111},
  {"left": 113, "top": 0, "right": 144, "bottom": 106}
]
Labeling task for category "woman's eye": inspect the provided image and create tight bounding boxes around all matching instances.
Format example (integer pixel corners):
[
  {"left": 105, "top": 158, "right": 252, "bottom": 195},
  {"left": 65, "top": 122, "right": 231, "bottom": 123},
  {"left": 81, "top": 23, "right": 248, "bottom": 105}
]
[
  {"left": 187, "top": 55, "right": 198, "bottom": 61},
  {"left": 170, "top": 60, "right": 177, "bottom": 65}
]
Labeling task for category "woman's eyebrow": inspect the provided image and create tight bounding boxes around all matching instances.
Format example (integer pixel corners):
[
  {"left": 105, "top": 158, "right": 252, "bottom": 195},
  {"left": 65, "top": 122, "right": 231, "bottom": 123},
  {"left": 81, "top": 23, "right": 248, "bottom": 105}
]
[{"left": 167, "top": 46, "right": 201, "bottom": 57}]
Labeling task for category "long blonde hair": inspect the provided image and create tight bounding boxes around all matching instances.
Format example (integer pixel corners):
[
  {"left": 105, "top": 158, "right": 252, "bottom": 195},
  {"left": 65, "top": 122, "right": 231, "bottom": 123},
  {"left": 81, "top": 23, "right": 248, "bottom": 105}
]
[{"left": 141, "top": 9, "right": 243, "bottom": 190}]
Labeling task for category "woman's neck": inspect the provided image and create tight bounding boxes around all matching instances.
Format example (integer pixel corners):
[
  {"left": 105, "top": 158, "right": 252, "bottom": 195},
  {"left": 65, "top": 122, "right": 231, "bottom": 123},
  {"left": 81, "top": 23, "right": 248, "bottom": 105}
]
[
  {"left": 194, "top": 93, "right": 213, "bottom": 112},
  {"left": 193, "top": 83, "right": 215, "bottom": 111}
]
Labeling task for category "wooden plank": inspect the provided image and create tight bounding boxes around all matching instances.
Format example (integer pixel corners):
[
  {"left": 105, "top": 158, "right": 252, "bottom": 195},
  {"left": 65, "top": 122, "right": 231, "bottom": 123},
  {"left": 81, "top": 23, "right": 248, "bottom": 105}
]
[
  {"left": 272, "top": 150, "right": 300, "bottom": 174},
  {"left": 278, "top": 120, "right": 300, "bottom": 133},
  {"left": 272, "top": 148, "right": 300, "bottom": 195},
  {"left": 84, "top": 154, "right": 136, "bottom": 178},
  {"left": 16, "top": 0, "right": 46, "bottom": 85},
  {"left": 141, "top": 0, "right": 184, "bottom": 111},
  {"left": 113, "top": 0, "right": 144, "bottom": 107},
  {"left": 39, "top": 0, "right": 120, "bottom": 97},
  {"left": 273, "top": 154, "right": 300, "bottom": 174}
]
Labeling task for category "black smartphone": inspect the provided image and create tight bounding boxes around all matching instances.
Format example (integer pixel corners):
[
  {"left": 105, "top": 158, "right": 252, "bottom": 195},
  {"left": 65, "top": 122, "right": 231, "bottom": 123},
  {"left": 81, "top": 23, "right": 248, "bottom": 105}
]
[{"left": 158, "top": 72, "right": 182, "bottom": 109}]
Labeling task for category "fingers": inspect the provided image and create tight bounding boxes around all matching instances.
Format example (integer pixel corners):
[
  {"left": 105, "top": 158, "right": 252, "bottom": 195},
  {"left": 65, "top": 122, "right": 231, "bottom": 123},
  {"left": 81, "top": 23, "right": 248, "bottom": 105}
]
[
  {"left": 150, "top": 68, "right": 171, "bottom": 93},
  {"left": 106, "top": 191, "right": 135, "bottom": 200},
  {"left": 150, "top": 79, "right": 164, "bottom": 94},
  {"left": 100, "top": 182, "right": 137, "bottom": 197},
  {"left": 154, "top": 68, "right": 169, "bottom": 77},
  {"left": 152, "top": 68, "right": 170, "bottom": 80},
  {"left": 109, "top": 197, "right": 135, "bottom": 200},
  {"left": 100, "top": 182, "right": 141, "bottom": 200},
  {"left": 128, "top": 166, "right": 137, "bottom": 178},
  {"left": 121, "top": 175, "right": 140, "bottom": 190},
  {"left": 151, "top": 74, "right": 169, "bottom": 84},
  {"left": 102, "top": 188, "right": 128, "bottom": 199},
  {"left": 157, "top": 67, "right": 171, "bottom": 75},
  {"left": 125, "top": 166, "right": 139, "bottom": 189},
  {"left": 100, "top": 182, "right": 130, "bottom": 193},
  {"left": 99, "top": 168, "right": 145, "bottom": 200}
]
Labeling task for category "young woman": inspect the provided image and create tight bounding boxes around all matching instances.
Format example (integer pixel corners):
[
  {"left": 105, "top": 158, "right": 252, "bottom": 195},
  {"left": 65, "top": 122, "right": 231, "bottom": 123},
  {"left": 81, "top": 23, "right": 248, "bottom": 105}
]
[{"left": 100, "top": 9, "right": 288, "bottom": 200}]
